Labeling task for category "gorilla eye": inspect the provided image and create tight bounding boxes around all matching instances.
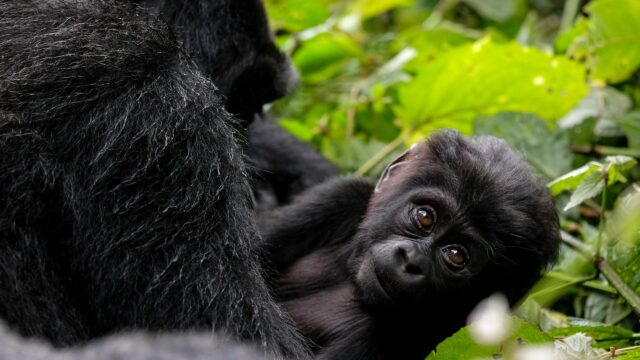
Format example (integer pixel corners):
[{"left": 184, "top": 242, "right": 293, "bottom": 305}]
[
  {"left": 414, "top": 206, "right": 436, "bottom": 230},
  {"left": 441, "top": 245, "right": 468, "bottom": 269}
]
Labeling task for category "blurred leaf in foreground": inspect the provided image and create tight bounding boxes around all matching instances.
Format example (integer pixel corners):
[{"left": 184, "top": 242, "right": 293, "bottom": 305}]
[{"left": 426, "top": 316, "right": 550, "bottom": 359}]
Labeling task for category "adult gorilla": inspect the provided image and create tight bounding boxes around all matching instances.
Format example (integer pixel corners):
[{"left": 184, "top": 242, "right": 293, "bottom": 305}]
[
  {"left": 0, "top": 0, "right": 309, "bottom": 358},
  {"left": 140, "top": 0, "right": 339, "bottom": 210}
]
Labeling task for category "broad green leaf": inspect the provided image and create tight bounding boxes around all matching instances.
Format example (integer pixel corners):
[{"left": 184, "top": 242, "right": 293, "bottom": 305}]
[
  {"left": 278, "top": 118, "right": 314, "bottom": 142},
  {"left": 474, "top": 112, "right": 574, "bottom": 180},
  {"left": 555, "top": 18, "right": 589, "bottom": 55},
  {"left": 548, "top": 162, "right": 602, "bottom": 197},
  {"left": 398, "top": 23, "right": 479, "bottom": 73},
  {"left": 559, "top": 87, "right": 632, "bottom": 129},
  {"left": 614, "top": 112, "right": 640, "bottom": 149},
  {"left": 607, "top": 192, "right": 640, "bottom": 298},
  {"left": 265, "top": 0, "right": 331, "bottom": 32},
  {"left": 461, "top": 0, "right": 524, "bottom": 22},
  {"left": 582, "top": 0, "right": 640, "bottom": 83},
  {"left": 293, "top": 32, "right": 362, "bottom": 83},
  {"left": 548, "top": 325, "right": 638, "bottom": 348},
  {"left": 618, "top": 349, "right": 640, "bottom": 360},
  {"left": 605, "top": 155, "right": 637, "bottom": 185},
  {"left": 426, "top": 317, "right": 551, "bottom": 360},
  {"left": 349, "top": 0, "right": 412, "bottom": 20},
  {"left": 394, "top": 40, "right": 588, "bottom": 134},
  {"left": 564, "top": 171, "right": 605, "bottom": 211}
]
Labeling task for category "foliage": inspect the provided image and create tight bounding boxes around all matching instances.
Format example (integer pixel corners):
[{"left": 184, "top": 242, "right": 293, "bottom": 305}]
[{"left": 264, "top": 0, "right": 640, "bottom": 357}]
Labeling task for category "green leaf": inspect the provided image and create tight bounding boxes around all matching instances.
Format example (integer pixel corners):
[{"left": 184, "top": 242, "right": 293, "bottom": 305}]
[
  {"left": 548, "top": 325, "right": 637, "bottom": 348},
  {"left": 349, "top": 0, "right": 412, "bottom": 19},
  {"left": 293, "top": 32, "right": 362, "bottom": 83},
  {"left": 607, "top": 192, "right": 640, "bottom": 298},
  {"left": 394, "top": 40, "right": 588, "bottom": 134},
  {"left": 605, "top": 155, "right": 638, "bottom": 185},
  {"left": 474, "top": 112, "right": 574, "bottom": 180},
  {"left": 614, "top": 112, "right": 640, "bottom": 149},
  {"left": 548, "top": 162, "right": 602, "bottom": 197},
  {"left": 265, "top": 0, "right": 331, "bottom": 32},
  {"left": 461, "top": 0, "right": 524, "bottom": 22},
  {"left": 426, "top": 317, "right": 551, "bottom": 360},
  {"left": 559, "top": 87, "right": 632, "bottom": 128},
  {"left": 618, "top": 349, "right": 640, "bottom": 360},
  {"left": 564, "top": 170, "right": 606, "bottom": 211},
  {"left": 582, "top": 0, "right": 640, "bottom": 83},
  {"left": 278, "top": 118, "right": 314, "bottom": 142}
]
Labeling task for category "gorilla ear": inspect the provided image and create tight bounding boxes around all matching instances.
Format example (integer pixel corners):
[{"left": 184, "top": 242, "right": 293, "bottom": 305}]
[{"left": 375, "top": 143, "right": 420, "bottom": 192}]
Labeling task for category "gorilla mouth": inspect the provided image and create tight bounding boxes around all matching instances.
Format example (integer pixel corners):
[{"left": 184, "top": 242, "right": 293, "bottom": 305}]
[{"left": 373, "top": 267, "right": 397, "bottom": 303}]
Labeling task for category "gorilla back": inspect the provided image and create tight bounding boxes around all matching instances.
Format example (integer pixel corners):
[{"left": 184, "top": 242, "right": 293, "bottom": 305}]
[{"left": 0, "top": 1, "right": 307, "bottom": 357}]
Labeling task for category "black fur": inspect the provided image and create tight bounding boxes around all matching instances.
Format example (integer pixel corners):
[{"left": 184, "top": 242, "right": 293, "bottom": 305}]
[
  {"left": 140, "top": 0, "right": 298, "bottom": 123},
  {"left": 140, "top": 0, "right": 335, "bottom": 208},
  {"left": 0, "top": 321, "right": 264, "bottom": 360},
  {"left": 259, "top": 131, "right": 561, "bottom": 359},
  {"left": 0, "top": 0, "right": 308, "bottom": 357}
]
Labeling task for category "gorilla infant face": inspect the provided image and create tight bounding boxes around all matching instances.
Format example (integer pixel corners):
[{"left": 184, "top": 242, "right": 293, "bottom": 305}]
[{"left": 352, "top": 132, "right": 559, "bottom": 309}]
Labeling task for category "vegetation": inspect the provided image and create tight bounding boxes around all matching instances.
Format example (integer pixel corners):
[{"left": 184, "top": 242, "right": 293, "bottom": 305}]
[{"left": 263, "top": 0, "right": 640, "bottom": 358}]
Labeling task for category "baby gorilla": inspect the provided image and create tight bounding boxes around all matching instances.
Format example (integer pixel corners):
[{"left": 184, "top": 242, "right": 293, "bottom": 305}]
[{"left": 258, "top": 131, "right": 561, "bottom": 360}]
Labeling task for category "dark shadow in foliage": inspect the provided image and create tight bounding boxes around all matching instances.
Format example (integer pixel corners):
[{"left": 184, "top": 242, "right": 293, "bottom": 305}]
[
  {"left": 0, "top": 1, "right": 309, "bottom": 358},
  {"left": 259, "top": 131, "right": 561, "bottom": 359},
  {"left": 248, "top": 116, "right": 339, "bottom": 211}
]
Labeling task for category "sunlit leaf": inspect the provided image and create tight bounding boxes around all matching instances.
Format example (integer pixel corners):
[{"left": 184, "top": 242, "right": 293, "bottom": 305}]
[
  {"left": 293, "top": 32, "right": 363, "bottom": 83},
  {"left": 564, "top": 171, "right": 605, "bottom": 211},
  {"left": 394, "top": 40, "right": 588, "bottom": 135},
  {"left": 426, "top": 317, "right": 551, "bottom": 359},
  {"left": 581, "top": 0, "right": 640, "bottom": 83},
  {"left": 461, "top": 0, "right": 524, "bottom": 22},
  {"left": 548, "top": 325, "right": 637, "bottom": 348},
  {"left": 265, "top": 0, "right": 331, "bottom": 32},
  {"left": 548, "top": 162, "right": 603, "bottom": 197},
  {"left": 349, "top": 0, "right": 412, "bottom": 19},
  {"left": 607, "top": 192, "right": 640, "bottom": 308}
]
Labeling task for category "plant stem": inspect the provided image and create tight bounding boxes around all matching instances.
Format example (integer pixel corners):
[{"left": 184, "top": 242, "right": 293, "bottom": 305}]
[
  {"left": 560, "top": 231, "right": 640, "bottom": 316},
  {"left": 596, "top": 171, "right": 608, "bottom": 259},
  {"left": 423, "top": 0, "right": 459, "bottom": 29},
  {"left": 560, "top": 0, "right": 581, "bottom": 33},
  {"left": 355, "top": 130, "right": 409, "bottom": 177},
  {"left": 596, "top": 259, "right": 640, "bottom": 316},
  {"left": 571, "top": 145, "right": 640, "bottom": 158},
  {"left": 561, "top": 231, "right": 595, "bottom": 258}
]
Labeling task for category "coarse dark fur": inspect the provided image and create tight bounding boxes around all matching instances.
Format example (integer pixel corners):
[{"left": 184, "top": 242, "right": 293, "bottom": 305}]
[
  {"left": 138, "top": 0, "right": 337, "bottom": 208},
  {"left": 138, "top": 0, "right": 298, "bottom": 124},
  {"left": 0, "top": 0, "right": 308, "bottom": 357},
  {"left": 248, "top": 116, "right": 339, "bottom": 211},
  {"left": 259, "top": 131, "right": 561, "bottom": 359},
  {"left": 0, "top": 320, "right": 264, "bottom": 360}
]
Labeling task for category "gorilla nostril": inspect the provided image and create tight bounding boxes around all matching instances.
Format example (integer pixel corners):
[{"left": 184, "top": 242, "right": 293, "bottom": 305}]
[{"left": 404, "top": 263, "right": 423, "bottom": 276}]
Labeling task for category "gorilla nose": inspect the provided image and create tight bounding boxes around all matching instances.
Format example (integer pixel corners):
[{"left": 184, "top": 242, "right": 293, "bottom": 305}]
[{"left": 393, "top": 241, "right": 429, "bottom": 282}]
